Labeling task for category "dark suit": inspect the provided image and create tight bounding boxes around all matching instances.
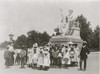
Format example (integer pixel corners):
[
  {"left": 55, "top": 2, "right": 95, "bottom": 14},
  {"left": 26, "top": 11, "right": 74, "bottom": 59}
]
[{"left": 80, "top": 46, "right": 90, "bottom": 70}]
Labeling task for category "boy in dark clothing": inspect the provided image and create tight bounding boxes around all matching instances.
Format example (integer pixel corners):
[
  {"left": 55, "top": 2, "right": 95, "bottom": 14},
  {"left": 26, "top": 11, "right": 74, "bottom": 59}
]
[{"left": 49, "top": 46, "right": 54, "bottom": 67}]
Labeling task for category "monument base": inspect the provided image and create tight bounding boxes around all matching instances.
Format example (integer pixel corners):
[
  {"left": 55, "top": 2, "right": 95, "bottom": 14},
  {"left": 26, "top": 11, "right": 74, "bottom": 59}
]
[{"left": 49, "top": 35, "right": 83, "bottom": 49}]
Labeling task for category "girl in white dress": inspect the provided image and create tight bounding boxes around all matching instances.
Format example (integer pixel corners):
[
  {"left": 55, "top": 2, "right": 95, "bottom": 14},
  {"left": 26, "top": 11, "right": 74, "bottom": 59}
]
[
  {"left": 27, "top": 47, "right": 33, "bottom": 67},
  {"left": 63, "top": 49, "right": 70, "bottom": 68},
  {"left": 32, "top": 50, "right": 38, "bottom": 69},
  {"left": 37, "top": 50, "right": 44, "bottom": 70},
  {"left": 43, "top": 51, "right": 50, "bottom": 70}
]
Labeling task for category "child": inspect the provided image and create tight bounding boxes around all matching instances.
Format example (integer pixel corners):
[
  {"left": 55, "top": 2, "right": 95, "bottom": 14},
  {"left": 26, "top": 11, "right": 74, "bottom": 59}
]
[
  {"left": 63, "top": 49, "right": 70, "bottom": 69},
  {"left": 37, "top": 50, "right": 44, "bottom": 70},
  {"left": 74, "top": 44, "right": 80, "bottom": 66},
  {"left": 20, "top": 46, "right": 26, "bottom": 68},
  {"left": 27, "top": 47, "right": 33, "bottom": 67},
  {"left": 43, "top": 51, "right": 50, "bottom": 71},
  {"left": 69, "top": 48, "right": 75, "bottom": 66},
  {"left": 52, "top": 49, "right": 58, "bottom": 68},
  {"left": 15, "top": 49, "right": 21, "bottom": 65},
  {"left": 32, "top": 50, "right": 38, "bottom": 69}
]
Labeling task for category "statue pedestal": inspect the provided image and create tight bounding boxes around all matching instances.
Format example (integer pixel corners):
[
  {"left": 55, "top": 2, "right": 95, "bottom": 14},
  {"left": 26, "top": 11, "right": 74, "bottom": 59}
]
[{"left": 49, "top": 35, "right": 83, "bottom": 49}]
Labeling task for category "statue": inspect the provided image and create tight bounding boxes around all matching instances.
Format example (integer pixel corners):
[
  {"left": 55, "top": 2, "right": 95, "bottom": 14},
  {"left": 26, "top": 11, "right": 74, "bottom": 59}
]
[
  {"left": 59, "top": 9, "right": 80, "bottom": 37},
  {"left": 50, "top": 10, "right": 83, "bottom": 50},
  {"left": 59, "top": 9, "right": 74, "bottom": 35},
  {"left": 69, "top": 21, "right": 80, "bottom": 36}
]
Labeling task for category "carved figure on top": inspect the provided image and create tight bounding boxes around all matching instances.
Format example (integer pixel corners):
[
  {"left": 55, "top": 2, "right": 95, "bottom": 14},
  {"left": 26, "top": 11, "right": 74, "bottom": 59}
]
[{"left": 59, "top": 9, "right": 80, "bottom": 37}]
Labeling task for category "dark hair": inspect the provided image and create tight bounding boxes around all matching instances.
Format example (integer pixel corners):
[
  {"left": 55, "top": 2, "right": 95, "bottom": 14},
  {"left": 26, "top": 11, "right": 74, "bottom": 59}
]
[
  {"left": 65, "top": 46, "right": 68, "bottom": 48},
  {"left": 74, "top": 44, "right": 78, "bottom": 47},
  {"left": 65, "top": 49, "right": 68, "bottom": 52},
  {"left": 62, "top": 45, "right": 64, "bottom": 47},
  {"left": 40, "top": 51, "right": 42, "bottom": 53},
  {"left": 71, "top": 48, "right": 74, "bottom": 51}
]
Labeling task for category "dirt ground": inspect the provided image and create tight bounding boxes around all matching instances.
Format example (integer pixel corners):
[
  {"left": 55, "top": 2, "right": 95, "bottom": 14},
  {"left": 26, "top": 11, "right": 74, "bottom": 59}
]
[{"left": 0, "top": 50, "right": 99, "bottom": 74}]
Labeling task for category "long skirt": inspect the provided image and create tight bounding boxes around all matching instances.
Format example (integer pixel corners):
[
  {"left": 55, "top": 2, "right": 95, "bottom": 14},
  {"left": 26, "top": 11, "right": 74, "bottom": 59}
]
[
  {"left": 27, "top": 53, "right": 33, "bottom": 65},
  {"left": 37, "top": 57, "right": 44, "bottom": 67},
  {"left": 5, "top": 58, "right": 10, "bottom": 66},
  {"left": 9, "top": 56, "right": 14, "bottom": 66}
]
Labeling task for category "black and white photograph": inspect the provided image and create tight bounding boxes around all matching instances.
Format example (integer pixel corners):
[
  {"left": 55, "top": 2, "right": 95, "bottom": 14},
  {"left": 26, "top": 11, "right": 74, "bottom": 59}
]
[{"left": 0, "top": 0, "right": 99, "bottom": 74}]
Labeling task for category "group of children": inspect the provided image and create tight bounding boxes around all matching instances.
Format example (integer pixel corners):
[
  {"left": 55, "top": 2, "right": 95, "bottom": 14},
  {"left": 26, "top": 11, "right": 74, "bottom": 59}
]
[
  {"left": 4, "top": 42, "right": 80, "bottom": 71},
  {"left": 27, "top": 46, "right": 50, "bottom": 70}
]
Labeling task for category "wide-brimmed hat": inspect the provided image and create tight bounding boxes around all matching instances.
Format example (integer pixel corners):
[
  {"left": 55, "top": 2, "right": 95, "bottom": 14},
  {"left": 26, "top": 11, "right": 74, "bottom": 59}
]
[{"left": 68, "top": 41, "right": 73, "bottom": 45}]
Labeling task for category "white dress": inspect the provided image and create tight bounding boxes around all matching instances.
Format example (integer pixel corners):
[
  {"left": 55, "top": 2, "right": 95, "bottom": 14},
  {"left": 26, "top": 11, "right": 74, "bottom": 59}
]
[
  {"left": 74, "top": 47, "right": 80, "bottom": 62},
  {"left": 14, "top": 49, "right": 21, "bottom": 60},
  {"left": 43, "top": 55, "right": 50, "bottom": 67},
  {"left": 36, "top": 47, "right": 40, "bottom": 54},
  {"left": 32, "top": 53, "right": 38, "bottom": 64},
  {"left": 8, "top": 45, "right": 14, "bottom": 52},
  {"left": 63, "top": 52, "right": 70, "bottom": 64},
  {"left": 27, "top": 48, "right": 33, "bottom": 64},
  {"left": 37, "top": 53, "right": 44, "bottom": 67}
]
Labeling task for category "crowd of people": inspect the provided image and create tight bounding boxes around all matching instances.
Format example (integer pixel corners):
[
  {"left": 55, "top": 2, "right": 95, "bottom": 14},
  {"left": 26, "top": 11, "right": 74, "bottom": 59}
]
[{"left": 4, "top": 41, "right": 90, "bottom": 71}]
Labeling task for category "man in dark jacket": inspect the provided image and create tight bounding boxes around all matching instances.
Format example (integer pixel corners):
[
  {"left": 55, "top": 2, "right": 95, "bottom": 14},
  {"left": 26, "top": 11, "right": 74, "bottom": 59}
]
[{"left": 79, "top": 41, "right": 90, "bottom": 71}]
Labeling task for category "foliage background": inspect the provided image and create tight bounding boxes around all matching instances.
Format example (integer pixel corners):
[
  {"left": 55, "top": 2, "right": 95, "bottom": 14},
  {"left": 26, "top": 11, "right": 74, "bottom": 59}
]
[{"left": 0, "top": 15, "right": 99, "bottom": 51}]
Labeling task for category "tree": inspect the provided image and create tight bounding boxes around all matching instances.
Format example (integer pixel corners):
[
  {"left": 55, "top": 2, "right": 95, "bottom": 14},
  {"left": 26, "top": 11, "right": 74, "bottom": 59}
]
[
  {"left": 0, "top": 41, "right": 10, "bottom": 48},
  {"left": 41, "top": 31, "right": 51, "bottom": 45},
  {"left": 27, "top": 30, "right": 39, "bottom": 47},
  {"left": 75, "top": 15, "right": 93, "bottom": 48},
  {"left": 14, "top": 34, "right": 27, "bottom": 48},
  {"left": 27, "top": 30, "right": 51, "bottom": 47},
  {"left": 92, "top": 25, "right": 100, "bottom": 51}
]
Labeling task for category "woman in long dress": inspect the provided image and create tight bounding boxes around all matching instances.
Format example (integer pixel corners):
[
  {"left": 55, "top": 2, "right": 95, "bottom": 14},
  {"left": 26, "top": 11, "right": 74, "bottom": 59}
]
[
  {"left": 4, "top": 47, "right": 11, "bottom": 68},
  {"left": 8, "top": 44, "right": 15, "bottom": 66}
]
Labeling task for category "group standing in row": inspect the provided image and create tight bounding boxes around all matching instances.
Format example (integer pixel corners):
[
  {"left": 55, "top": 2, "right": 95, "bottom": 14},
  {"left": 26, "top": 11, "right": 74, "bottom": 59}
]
[{"left": 4, "top": 41, "right": 90, "bottom": 71}]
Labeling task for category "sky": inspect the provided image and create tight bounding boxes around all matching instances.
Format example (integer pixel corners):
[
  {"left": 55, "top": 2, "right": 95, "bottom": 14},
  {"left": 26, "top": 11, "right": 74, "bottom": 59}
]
[{"left": 0, "top": 0, "right": 99, "bottom": 43}]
